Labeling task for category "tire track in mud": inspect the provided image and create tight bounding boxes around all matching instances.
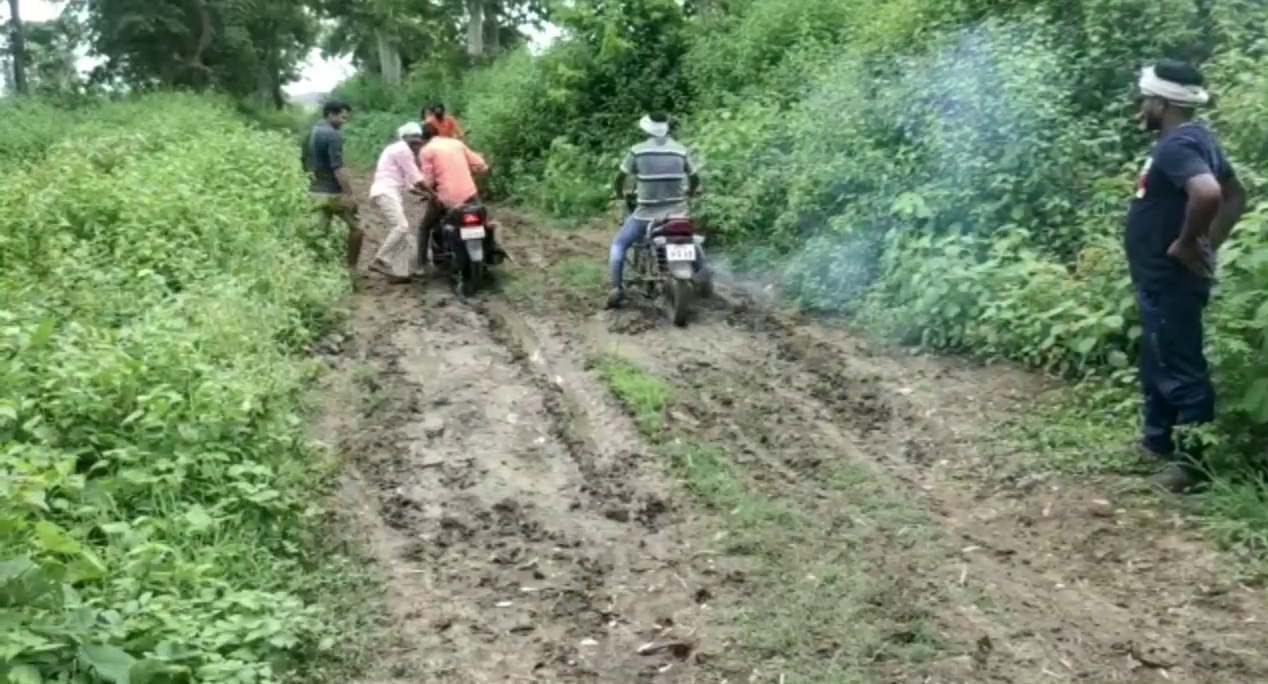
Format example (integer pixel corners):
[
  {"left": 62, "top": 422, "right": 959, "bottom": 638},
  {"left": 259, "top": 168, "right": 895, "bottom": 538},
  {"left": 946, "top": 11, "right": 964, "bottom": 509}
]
[
  {"left": 496, "top": 211, "right": 1268, "bottom": 684},
  {"left": 318, "top": 192, "right": 726, "bottom": 683},
  {"left": 718, "top": 299, "right": 1268, "bottom": 683}
]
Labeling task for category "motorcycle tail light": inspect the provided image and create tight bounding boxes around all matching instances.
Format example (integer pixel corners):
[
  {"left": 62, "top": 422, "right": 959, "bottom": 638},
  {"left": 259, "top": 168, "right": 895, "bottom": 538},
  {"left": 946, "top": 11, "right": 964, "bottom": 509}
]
[
  {"left": 462, "top": 213, "right": 482, "bottom": 225},
  {"left": 660, "top": 218, "right": 696, "bottom": 236}
]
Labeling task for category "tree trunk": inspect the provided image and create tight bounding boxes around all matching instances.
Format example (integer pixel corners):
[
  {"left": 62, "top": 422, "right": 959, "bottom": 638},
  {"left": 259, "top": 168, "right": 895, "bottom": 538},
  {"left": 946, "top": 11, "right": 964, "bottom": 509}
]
[
  {"left": 271, "top": 71, "right": 284, "bottom": 110},
  {"left": 375, "top": 29, "right": 402, "bottom": 86},
  {"left": 465, "top": 0, "right": 484, "bottom": 58},
  {"left": 483, "top": 0, "right": 500, "bottom": 55},
  {"left": 7, "top": 0, "right": 28, "bottom": 94}
]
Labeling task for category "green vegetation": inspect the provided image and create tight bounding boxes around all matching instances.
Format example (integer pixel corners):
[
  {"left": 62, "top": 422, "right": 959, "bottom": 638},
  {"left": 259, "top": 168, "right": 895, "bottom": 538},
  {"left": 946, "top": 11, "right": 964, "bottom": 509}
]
[
  {"left": 594, "top": 359, "right": 673, "bottom": 435},
  {"left": 0, "top": 94, "right": 356, "bottom": 684},
  {"left": 553, "top": 257, "right": 609, "bottom": 294},
  {"left": 338, "top": 0, "right": 1268, "bottom": 550}
]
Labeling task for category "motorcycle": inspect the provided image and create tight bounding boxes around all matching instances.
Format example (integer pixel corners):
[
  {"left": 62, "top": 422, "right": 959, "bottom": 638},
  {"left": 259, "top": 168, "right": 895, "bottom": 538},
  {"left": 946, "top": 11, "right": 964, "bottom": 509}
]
[
  {"left": 424, "top": 200, "right": 505, "bottom": 297},
  {"left": 620, "top": 193, "right": 712, "bottom": 327}
]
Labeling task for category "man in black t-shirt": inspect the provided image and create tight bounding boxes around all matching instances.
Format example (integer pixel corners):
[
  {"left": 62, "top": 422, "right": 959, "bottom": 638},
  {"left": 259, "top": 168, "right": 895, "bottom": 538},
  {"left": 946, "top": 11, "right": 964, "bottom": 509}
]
[
  {"left": 1125, "top": 60, "right": 1247, "bottom": 492},
  {"left": 303, "top": 100, "right": 363, "bottom": 273}
]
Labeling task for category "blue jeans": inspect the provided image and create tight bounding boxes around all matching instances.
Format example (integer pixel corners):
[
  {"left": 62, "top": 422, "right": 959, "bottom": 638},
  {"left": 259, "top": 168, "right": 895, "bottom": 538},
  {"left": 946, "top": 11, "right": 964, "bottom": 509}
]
[
  {"left": 608, "top": 214, "right": 707, "bottom": 287},
  {"left": 1135, "top": 285, "right": 1214, "bottom": 457}
]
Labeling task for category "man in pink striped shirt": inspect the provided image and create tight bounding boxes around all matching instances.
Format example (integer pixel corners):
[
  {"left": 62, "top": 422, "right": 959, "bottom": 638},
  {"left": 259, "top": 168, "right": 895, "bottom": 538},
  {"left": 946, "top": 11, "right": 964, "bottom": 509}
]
[
  {"left": 417, "top": 123, "right": 489, "bottom": 264},
  {"left": 368, "top": 123, "right": 429, "bottom": 280}
]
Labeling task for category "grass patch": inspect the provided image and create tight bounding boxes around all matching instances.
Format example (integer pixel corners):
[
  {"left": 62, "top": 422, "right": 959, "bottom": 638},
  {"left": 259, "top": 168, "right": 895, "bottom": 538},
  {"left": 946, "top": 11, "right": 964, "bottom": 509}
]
[
  {"left": 665, "top": 442, "right": 743, "bottom": 508},
  {"left": 1006, "top": 386, "right": 1145, "bottom": 476},
  {"left": 554, "top": 256, "right": 608, "bottom": 294},
  {"left": 588, "top": 354, "right": 957, "bottom": 682},
  {"left": 497, "top": 268, "right": 546, "bottom": 301},
  {"left": 594, "top": 358, "right": 673, "bottom": 435},
  {"left": 303, "top": 544, "right": 388, "bottom": 682},
  {"left": 1007, "top": 385, "right": 1268, "bottom": 570},
  {"left": 498, "top": 256, "right": 605, "bottom": 305}
]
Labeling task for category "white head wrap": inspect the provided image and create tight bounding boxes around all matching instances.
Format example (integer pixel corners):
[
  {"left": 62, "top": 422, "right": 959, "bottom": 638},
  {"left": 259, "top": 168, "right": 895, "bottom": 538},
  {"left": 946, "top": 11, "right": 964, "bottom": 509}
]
[
  {"left": 1139, "top": 66, "right": 1209, "bottom": 107},
  {"left": 639, "top": 115, "right": 669, "bottom": 139},
  {"left": 397, "top": 122, "right": 423, "bottom": 140}
]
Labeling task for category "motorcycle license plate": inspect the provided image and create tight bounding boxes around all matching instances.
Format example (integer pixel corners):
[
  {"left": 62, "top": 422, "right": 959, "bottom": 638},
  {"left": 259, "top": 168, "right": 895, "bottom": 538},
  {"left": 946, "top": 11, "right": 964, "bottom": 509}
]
[
  {"left": 460, "top": 225, "right": 486, "bottom": 240},
  {"left": 665, "top": 244, "right": 696, "bottom": 261}
]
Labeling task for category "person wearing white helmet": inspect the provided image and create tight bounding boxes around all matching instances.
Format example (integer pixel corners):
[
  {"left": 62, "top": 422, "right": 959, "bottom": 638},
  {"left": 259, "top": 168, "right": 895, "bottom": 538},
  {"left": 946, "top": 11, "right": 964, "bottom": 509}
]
[
  {"left": 606, "top": 112, "right": 708, "bottom": 309},
  {"left": 1127, "top": 59, "right": 1246, "bottom": 492},
  {"left": 368, "top": 122, "right": 429, "bottom": 282}
]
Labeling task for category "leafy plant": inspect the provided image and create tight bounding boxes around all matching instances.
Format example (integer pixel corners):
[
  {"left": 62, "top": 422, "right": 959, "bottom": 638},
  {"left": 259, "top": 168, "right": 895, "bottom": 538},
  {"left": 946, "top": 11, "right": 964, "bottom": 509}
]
[{"left": 0, "top": 93, "right": 349, "bottom": 684}]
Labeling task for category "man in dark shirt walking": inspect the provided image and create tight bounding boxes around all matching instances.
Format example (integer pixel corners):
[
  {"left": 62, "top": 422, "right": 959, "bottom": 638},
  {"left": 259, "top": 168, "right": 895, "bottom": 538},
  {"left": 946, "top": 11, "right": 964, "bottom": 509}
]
[
  {"left": 303, "top": 100, "right": 363, "bottom": 273},
  {"left": 1125, "top": 60, "right": 1247, "bottom": 492}
]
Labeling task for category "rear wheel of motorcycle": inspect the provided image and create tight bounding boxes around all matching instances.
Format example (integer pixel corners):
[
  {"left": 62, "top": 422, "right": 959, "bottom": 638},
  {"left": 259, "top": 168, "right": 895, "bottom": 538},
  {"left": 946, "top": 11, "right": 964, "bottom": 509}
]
[
  {"left": 459, "top": 256, "right": 481, "bottom": 297},
  {"left": 666, "top": 277, "right": 693, "bottom": 327},
  {"left": 696, "top": 269, "right": 714, "bottom": 299}
]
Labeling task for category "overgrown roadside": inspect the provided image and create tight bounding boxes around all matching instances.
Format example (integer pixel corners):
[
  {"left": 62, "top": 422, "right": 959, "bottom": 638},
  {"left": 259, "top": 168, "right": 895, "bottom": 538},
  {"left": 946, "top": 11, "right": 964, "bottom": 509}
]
[{"left": 1, "top": 95, "right": 363, "bottom": 684}]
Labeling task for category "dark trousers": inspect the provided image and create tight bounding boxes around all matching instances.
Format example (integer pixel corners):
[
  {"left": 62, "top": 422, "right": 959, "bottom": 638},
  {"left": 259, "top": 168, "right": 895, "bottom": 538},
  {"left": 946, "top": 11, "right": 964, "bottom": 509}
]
[{"left": 1135, "top": 285, "right": 1215, "bottom": 457}]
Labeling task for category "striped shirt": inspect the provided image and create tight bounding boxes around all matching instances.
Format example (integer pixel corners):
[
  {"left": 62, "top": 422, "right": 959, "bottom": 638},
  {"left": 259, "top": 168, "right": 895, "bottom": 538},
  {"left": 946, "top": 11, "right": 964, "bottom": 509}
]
[{"left": 620, "top": 137, "right": 696, "bottom": 220}]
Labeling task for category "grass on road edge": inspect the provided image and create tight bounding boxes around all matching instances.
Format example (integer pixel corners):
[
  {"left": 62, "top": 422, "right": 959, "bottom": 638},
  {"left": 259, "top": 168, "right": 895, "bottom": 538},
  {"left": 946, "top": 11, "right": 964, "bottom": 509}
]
[{"left": 591, "top": 356, "right": 965, "bottom": 682}]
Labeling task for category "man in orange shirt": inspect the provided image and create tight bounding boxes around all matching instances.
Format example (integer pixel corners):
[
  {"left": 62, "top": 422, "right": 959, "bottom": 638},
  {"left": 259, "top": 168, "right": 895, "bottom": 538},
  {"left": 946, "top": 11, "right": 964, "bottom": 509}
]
[
  {"left": 417, "top": 123, "right": 488, "bottom": 266},
  {"left": 422, "top": 102, "right": 465, "bottom": 140}
]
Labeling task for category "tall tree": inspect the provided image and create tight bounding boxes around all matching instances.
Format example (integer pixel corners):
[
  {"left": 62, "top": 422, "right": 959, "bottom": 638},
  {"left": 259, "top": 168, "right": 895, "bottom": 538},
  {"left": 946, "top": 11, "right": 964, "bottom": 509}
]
[
  {"left": 81, "top": 0, "right": 316, "bottom": 102},
  {"left": 23, "top": 12, "right": 86, "bottom": 93},
  {"left": 466, "top": 0, "right": 484, "bottom": 57},
  {"left": 6, "top": 0, "right": 28, "bottom": 93},
  {"left": 315, "top": 0, "right": 465, "bottom": 77},
  {"left": 313, "top": 0, "right": 543, "bottom": 75}
]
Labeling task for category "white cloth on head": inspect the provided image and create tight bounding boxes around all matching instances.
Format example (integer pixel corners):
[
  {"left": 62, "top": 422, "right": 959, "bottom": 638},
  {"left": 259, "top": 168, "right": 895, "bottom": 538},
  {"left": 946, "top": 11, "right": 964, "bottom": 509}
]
[
  {"left": 1139, "top": 66, "right": 1209, "bottom": 107},
  {"left": 638, "top": 115, "right": 669, "bottom": 139},
  {"left": 397, "top": 121, "right": 423, "bottom": 140}
]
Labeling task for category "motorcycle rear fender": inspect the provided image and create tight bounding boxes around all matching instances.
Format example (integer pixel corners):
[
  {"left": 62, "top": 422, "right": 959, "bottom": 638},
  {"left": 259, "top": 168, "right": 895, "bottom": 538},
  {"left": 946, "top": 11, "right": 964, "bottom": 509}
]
[
  {"left": 465, "top": 239, "right": 485, "bottom": 263},
  {"left": 667, "top": 261, "right": 694, "bottom": 279}
]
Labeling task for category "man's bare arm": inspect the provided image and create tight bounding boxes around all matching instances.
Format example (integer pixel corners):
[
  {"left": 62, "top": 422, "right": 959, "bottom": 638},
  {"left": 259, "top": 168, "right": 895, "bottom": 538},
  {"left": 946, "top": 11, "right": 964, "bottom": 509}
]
[
  {"left": 1177, "top": 173, "right": 1223, "bottom": 244},
  {"left": 1210, "top": 171, "right": 1247, "bottom": 250}
]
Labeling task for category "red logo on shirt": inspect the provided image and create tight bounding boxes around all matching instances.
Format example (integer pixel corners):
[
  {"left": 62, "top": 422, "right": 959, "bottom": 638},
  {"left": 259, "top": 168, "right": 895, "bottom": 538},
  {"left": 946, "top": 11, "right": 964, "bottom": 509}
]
[{"left": 1134, "top": 157, "right": 1152, "bottom": 199}]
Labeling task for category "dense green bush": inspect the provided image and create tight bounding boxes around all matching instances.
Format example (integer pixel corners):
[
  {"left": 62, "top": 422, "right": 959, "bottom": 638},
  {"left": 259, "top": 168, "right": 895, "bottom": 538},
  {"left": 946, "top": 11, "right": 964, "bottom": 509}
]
[
  {"left": 0, "top": 94, "right": 348, "bottom": 684},
  {"left": 0, "top": 96, "right": 150, "bottom": 169}
]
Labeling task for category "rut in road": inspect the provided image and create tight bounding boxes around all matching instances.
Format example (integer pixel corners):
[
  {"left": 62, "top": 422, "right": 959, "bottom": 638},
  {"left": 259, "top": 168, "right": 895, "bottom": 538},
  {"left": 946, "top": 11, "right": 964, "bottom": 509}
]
[
  {"left": 315, "top": 191, "right": 727, "bottom": 684},
  {"left": 315, "top": 192, "right": 1268, "bottom": 684}
]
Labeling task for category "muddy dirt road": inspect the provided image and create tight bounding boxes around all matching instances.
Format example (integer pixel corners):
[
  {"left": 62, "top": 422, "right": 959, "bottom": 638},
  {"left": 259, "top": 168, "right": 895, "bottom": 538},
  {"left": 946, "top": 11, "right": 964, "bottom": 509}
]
[{"left": 317, "top": 195, "right": 1268, "bottom": 684}]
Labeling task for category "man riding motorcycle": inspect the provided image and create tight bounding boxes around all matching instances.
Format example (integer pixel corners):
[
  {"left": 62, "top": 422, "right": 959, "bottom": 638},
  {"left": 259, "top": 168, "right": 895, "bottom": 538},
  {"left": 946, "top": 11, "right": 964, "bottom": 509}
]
[
  {"left": 416, "top": 122, "right": 491, "bottom": 265},
  {"left": 606, "top": 112, "right": 709, "bottom": 309}
]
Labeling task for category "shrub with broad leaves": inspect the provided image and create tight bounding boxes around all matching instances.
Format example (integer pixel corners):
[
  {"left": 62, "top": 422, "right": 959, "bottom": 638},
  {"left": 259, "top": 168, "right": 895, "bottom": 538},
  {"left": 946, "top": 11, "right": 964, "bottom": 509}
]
[{"left": 0, "top": 93, "right": 348, "bottom": 684}]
